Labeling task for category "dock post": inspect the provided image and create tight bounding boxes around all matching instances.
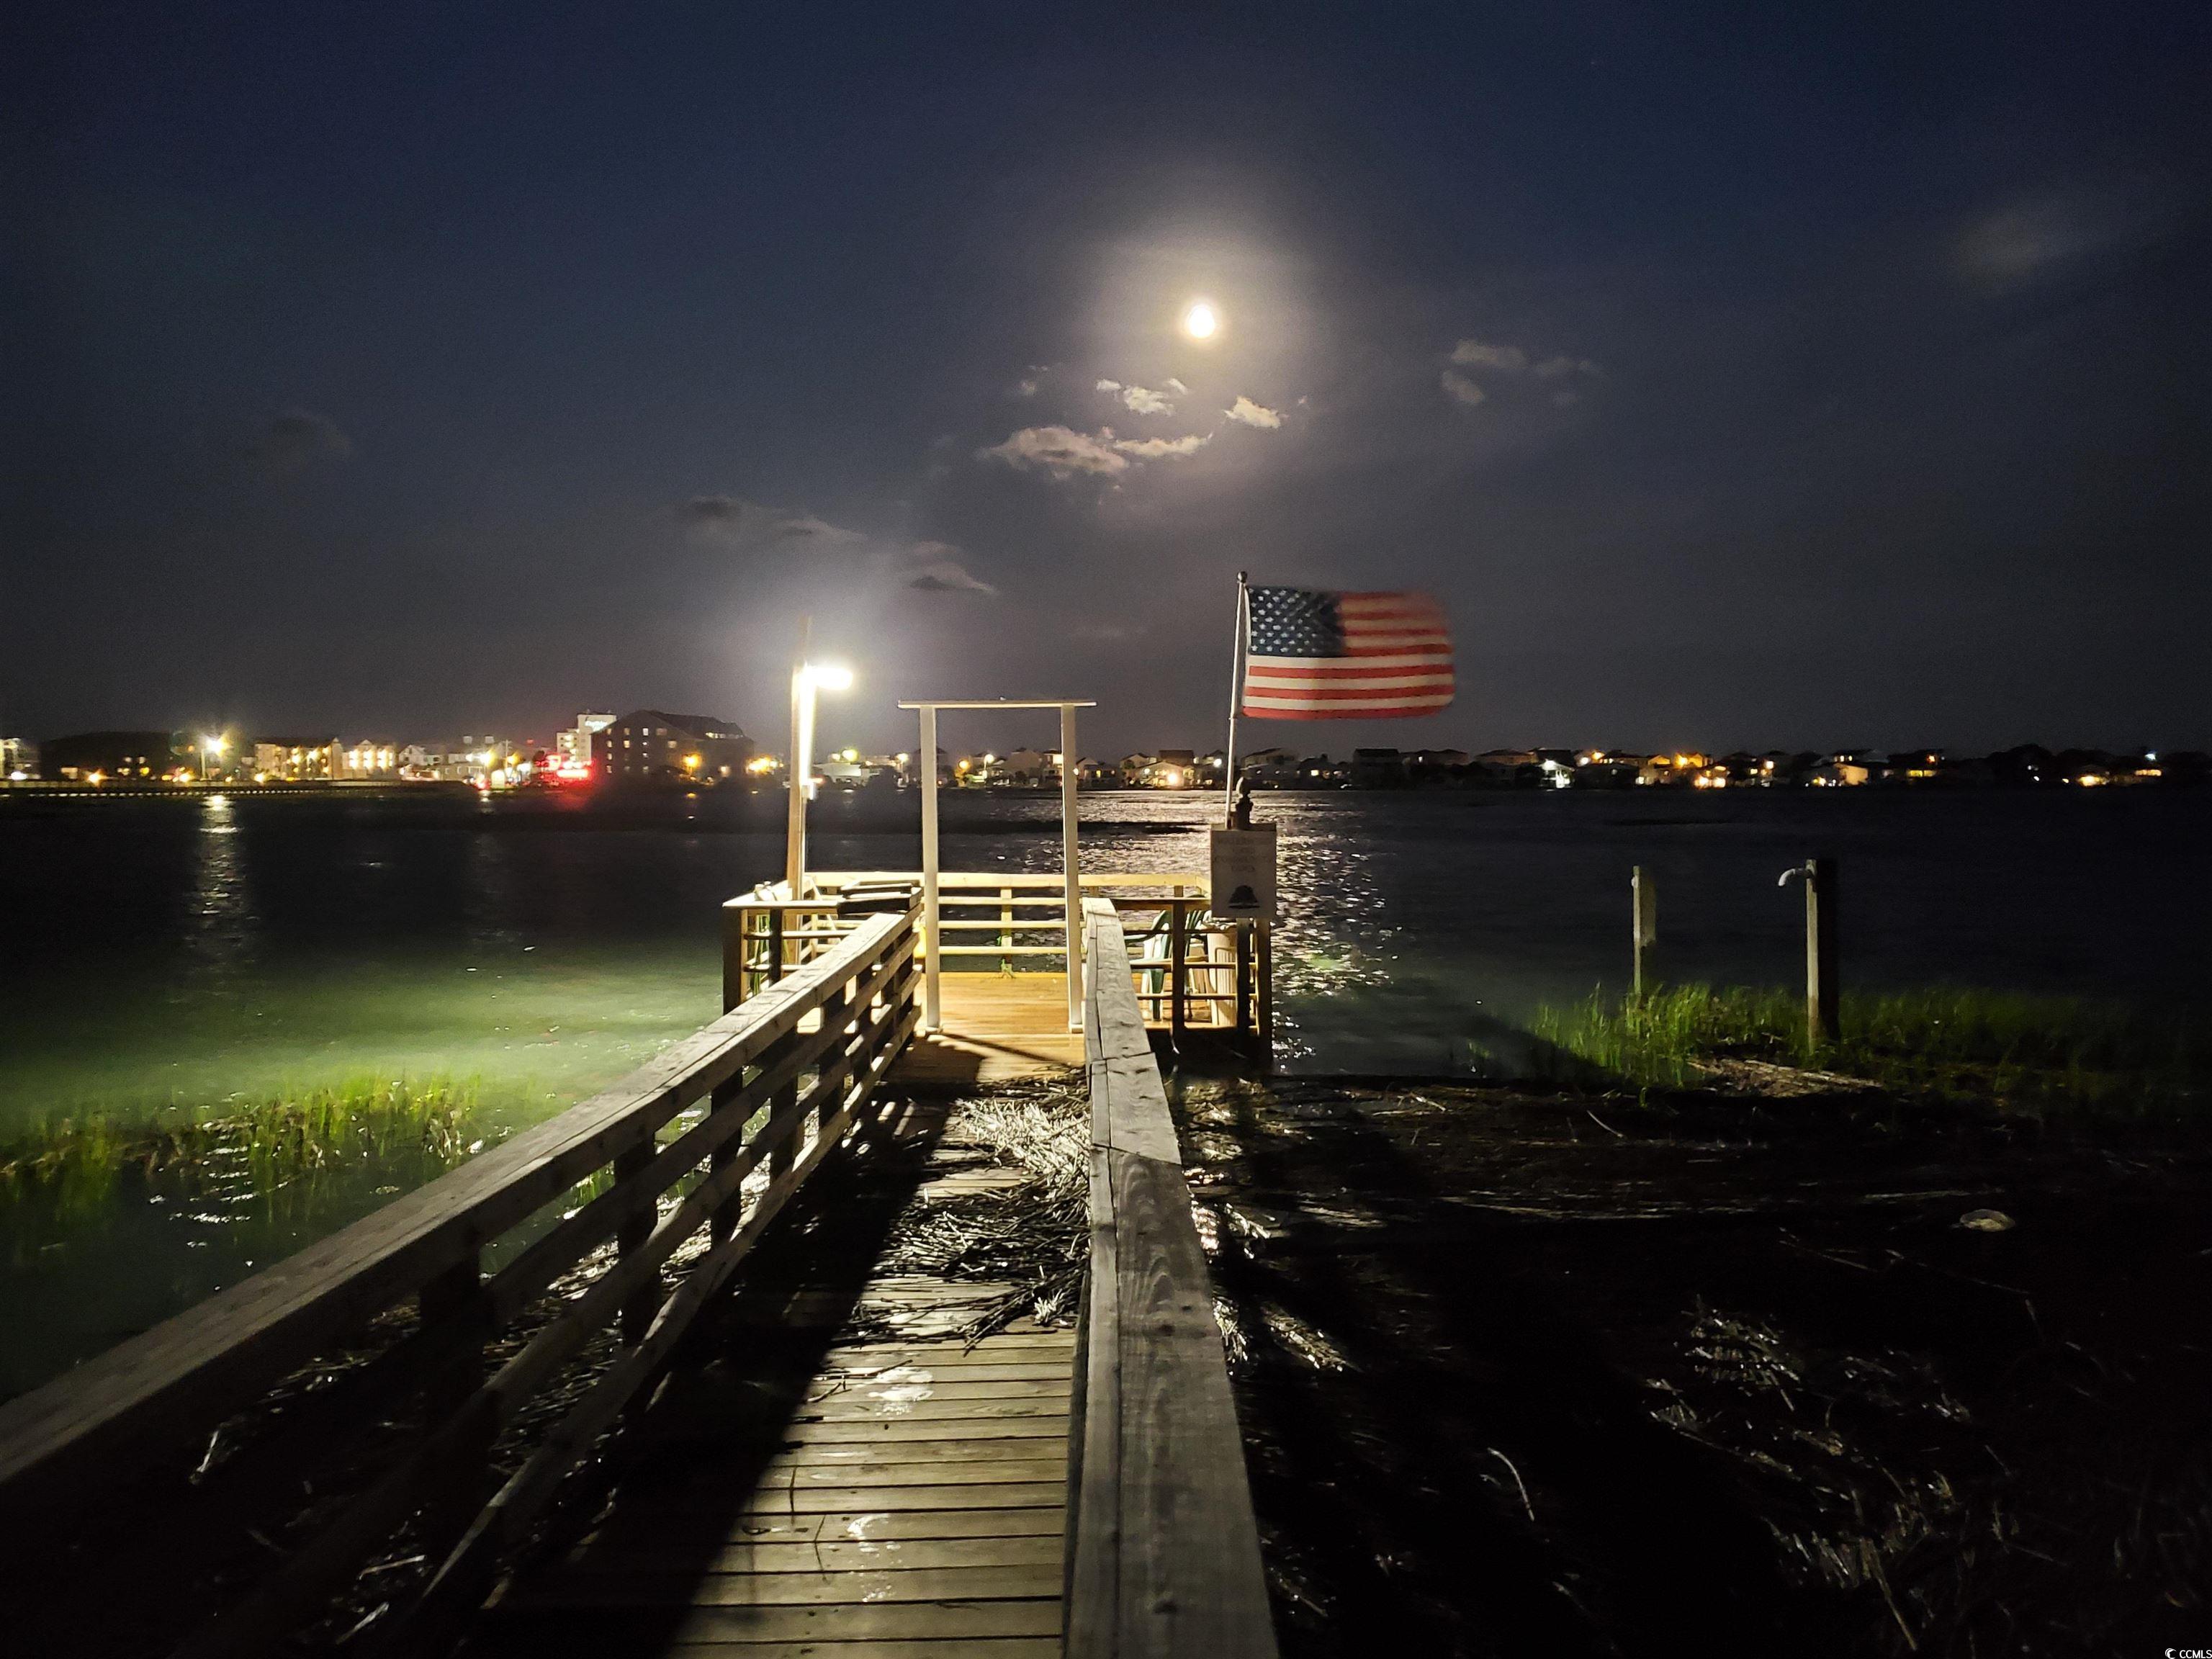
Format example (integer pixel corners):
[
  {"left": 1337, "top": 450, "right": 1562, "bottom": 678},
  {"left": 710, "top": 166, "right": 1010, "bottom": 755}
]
[
  {"left": 920, "top": 705, "right": 940, "bottom": 1032},
  {"left": 1632, "top": 866, "right": 1658, "bottom": 999},
  {"left": 1805, "top": 856, "right": 1840, "bottom": 1048},
  {"left": 1233, "top": 921, "right": 1253, "bottom": 1033},
  {"left": 1061, "top": 702, "right": 1082, "bottom": 1030},
  {"left": 720, "top": 901, "right": 746, "bottom": 1011},
  {"left": 1256, "top": 919, "right": 1273, "bottom": 1067},
  {"left": 1169, "top": 899, "right": 1187, "bottom": 1037}
]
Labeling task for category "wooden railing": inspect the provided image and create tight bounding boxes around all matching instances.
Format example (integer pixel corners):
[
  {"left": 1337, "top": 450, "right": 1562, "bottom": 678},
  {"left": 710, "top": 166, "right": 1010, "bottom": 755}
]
[
  {"left": 1066, "top": 898, "right": 1277, "bottom": 1657},
  {"left": 0, "top": 905, "right": 922, "bottom": 1656},
  {"left": 1110, "top": 896, "right": 1270, "bottom": 1039},
  {"left": 722, "top": 871, "right": 1237, "bottom": 1018}
]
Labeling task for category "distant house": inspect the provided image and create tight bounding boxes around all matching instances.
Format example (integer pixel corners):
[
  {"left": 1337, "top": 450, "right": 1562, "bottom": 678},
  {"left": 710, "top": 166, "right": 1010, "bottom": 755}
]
[
  {"left": 1000, "top": 748, "right": 1058, "bottom": 785},
  {"left": 1236, "top": 746, "right": 1304, "bottom": 787},
  {"left": 594, "top": 710, "right": 754, "bottom": 785},
  {"left": 42, "top": 730, "right": 171, "bottom": 781},
  {"left": 1350, "top": 747, "right": 1406, "bottom": 788},
  {"left": 1120, "top": 749, "right": 1197, "bottom": 788},
  {"left": 1572, "top": 750, "right": 1643, "bottom": 788}
]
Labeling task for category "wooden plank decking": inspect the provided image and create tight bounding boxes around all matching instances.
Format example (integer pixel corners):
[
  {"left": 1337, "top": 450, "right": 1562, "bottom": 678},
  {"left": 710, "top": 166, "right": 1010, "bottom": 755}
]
[
  {"left": 891, "top": 971, "right": 1084, "bottom": 1086},
  {"left": 477, "top": 1090, "right": 1078, "bottom": 1657}
]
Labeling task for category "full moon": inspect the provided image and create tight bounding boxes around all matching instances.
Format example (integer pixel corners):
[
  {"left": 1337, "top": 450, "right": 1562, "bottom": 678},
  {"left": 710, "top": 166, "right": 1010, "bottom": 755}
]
[{"left": 1182, "top": 300, "right": 1219, "bottom": 340}]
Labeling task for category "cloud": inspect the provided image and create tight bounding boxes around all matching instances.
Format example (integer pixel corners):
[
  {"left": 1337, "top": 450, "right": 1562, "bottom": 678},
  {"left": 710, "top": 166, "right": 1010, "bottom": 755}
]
[
  {"left": 1163, "top": 377, "right": 1189, "bottom": 397},
  {"left": 1014, "top": 377, "right": 1039, "bottom": 397},
  {"left": 1439, "top": 369, "right": 1487, "bottom": 407},
  {"left": 1118, "top": 384, "right": 1175, "bottom": 415},
  {"left": 1444, "top": 342, "right": 1599, "bottom": 408},
  {"left": 675, "top": 500, "right": 991, "bottom": 594},
  {"left": 1095, "top": 379, "right": 1122, "bottom": 392},
  {"left": 1954, "top": 183, "right": 2175, "bottom": 292},
  {"left": 246, "top": 408, "right": 352, "bottom": 472},
  {"left": 977, "top": 425, "right": 1130, "bottom": 479},
  {"left": 1449, "top": 339, "right": 1527, "bottom": 372},
  {"left": 1111, "top": 432, "right": 1211, "bottom": 459},
  {"left": 675, "top": 495, "right": 870, "bottom": 551},
  {"left": 1223, "top": 395, "right": 1282, "bottom": 428},
  {"left": 904, "top": 540, "right": 997, "bottom": 594}
]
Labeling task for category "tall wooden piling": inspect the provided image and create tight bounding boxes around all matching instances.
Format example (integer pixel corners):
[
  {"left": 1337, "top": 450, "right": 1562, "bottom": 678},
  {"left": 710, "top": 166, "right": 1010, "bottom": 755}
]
[
  {"left": 1804, "top": 856, "right": 1840, "bottom": 1047},
  {"left": 1632, "top": 866, "right": 1658, "bottom": 998}
]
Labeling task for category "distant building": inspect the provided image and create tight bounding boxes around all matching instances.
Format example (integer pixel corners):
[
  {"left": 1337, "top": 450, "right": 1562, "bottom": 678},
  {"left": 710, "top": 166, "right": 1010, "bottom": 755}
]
[
  {"left": 1572, "top": 750, "right": 1643, "bottom": 787},
  {"left": 1132, "top": 749, "right": 1198, "bottom": 788},
  {"left": 253, "top": 738, "right": 337, "bottom": 781},
  {"left": 1236, "top": 746, "right": 1304, "bottom": 787},
  {"left": 1, "top": 736, "right": 35, "bottom": 780},
  {"left": 594, "top": 710, "right": 753, "bottom": 785},
  {"left": 333, "top": 740, "right": 397, "bottom": 779},
  {"left": 1350, "top": 748, "right": 1407, "bottom": 788},
  {"left": 557, "top": 712, "right": 615, "bottom": 773},
  {"left": 1000, "top": 748, "right": 1058, "bottom": 785},
  {"left": 41, "top": 730, "right": 170, "bottom": 781}
]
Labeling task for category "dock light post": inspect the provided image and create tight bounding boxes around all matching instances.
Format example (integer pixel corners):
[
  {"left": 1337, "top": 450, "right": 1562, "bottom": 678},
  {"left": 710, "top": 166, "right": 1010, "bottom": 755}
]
[
  {"left": 199, "top": 734, "right": 227, "bottom": 784},
  {"left": 785, "top": 641, "right": 853, "bottom": 896}
]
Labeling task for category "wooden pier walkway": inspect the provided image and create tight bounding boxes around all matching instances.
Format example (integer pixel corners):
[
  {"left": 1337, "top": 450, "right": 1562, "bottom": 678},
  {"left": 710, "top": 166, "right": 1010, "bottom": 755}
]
[
  {"left": 477, "top": 1094, "right": 1075, "bottom": 1655},
  {"left": 892, "top": 971, "right": 1085, "bottom": 1085},
  {"left": 0, "top": 880, "right": 1276, "bottom": 1659}
]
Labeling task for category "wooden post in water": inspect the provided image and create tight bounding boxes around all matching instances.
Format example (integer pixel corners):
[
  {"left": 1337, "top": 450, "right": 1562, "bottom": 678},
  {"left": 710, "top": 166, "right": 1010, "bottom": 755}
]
[
  {"left": 1632, "top": 866, "right": 1658, "bottom": 999},
  {"left": 920, "top": 705, "right": 940, "bottom": 1033},
  {"left": 1805, "top": 855, "right": 1840, "bottom": 1047},
  {"left": 1255, "top": 919, "right": 1273, "bottom": 1068},
  {"left": 720, "top": 901, "right": 746, "bottom": 1011},
  {"left": 1169, "top": 899, "right": 1188, "bottom": 1037}
]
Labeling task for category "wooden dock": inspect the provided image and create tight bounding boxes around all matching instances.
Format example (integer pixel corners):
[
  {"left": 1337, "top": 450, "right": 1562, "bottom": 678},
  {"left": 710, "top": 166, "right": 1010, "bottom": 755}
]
[
  {"left": 477, "top": 1096, "right": 1075, "bottom": 1656},
  {"left": 0, "top": 884, "right": 1276, "bottom": 1658},
  {"left": 892, "top": 971, "right": 1085, "bottom": 1085}
]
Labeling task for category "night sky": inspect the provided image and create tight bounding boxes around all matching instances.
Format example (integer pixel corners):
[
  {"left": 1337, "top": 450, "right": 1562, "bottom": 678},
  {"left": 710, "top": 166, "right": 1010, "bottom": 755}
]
[{"left": 7, "top": 4, "right": 2208, "bottom": 757}]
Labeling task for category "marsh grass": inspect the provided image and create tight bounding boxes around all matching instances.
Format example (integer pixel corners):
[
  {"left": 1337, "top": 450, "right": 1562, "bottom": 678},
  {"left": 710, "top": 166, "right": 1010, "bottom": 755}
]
[
  {"left": 0, "top": 1076, "right": 494, "bottom": 1216},
  {"left": 875, "top": 1079, "right": 1089, "bottom": 1341},
  {"left": 1530, "top": 984, "right": 2209, "bottom": 1112}
]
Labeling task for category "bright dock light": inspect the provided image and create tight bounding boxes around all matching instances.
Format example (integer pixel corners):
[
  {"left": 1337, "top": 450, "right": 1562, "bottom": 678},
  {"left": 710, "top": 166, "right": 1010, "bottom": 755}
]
[
  {"left": 804, "top": 662, "right": 853, "bottom": 691},
  {"left": 1182, "top": 300, "right": 1219, "bottom": 340}
]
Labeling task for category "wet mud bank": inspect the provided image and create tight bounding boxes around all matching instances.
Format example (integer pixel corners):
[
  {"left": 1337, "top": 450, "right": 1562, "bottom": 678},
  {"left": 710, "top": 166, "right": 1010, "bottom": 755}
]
[{"left": 1172, "top": 1076, "right": 2212, "bottom": 1657}]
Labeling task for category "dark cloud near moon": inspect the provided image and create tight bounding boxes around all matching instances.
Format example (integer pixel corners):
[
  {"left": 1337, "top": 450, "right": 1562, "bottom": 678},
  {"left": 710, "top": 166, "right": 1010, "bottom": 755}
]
[{"left": 243, "top": 409, "right": 352, "bottom": 473}]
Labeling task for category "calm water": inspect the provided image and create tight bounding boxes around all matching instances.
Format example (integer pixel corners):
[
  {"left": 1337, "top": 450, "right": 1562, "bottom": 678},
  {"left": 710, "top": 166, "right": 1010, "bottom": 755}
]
[{"left": 1, "top": 784, "right": 2205, "bottom": 1395}]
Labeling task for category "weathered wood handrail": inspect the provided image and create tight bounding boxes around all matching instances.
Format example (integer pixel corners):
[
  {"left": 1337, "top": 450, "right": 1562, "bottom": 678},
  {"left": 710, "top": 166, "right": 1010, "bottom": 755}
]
[
  {"left": 1067, "top": 897, "right": 1277, "bottom": 1657},
  {"left": 0, "top": 904, "right": 922, "bottom": 1655}
]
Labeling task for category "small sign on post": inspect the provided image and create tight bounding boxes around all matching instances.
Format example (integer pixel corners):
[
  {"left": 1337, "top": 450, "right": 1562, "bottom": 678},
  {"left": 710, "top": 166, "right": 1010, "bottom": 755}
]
[{"left": 1209, "top": 825, "right": 1277, "bottom": 922}]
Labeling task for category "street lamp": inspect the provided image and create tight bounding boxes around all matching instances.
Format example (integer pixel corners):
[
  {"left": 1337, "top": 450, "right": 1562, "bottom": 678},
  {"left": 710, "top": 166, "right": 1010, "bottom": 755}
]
[
  {"left": 786, "top": 655, "right": 853, "bottom": 892},
  {"left": 199, "top": 733, "right": 227, "bottom": 783}
]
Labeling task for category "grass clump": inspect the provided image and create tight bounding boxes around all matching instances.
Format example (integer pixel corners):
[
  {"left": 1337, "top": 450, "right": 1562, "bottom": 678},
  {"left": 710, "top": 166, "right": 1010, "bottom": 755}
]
[
  {"left": 0, "top": 1076, "right": 492, "bottom": 1215},
  {"left": 1530, "top": 984, "right": 2208, "bottom": 1114}
]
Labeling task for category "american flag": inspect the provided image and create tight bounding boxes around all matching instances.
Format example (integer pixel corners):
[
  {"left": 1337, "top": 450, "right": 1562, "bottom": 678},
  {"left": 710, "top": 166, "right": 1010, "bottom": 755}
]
[{"left": 1241, "top": 586, "right": 1455, "bottom": 719}]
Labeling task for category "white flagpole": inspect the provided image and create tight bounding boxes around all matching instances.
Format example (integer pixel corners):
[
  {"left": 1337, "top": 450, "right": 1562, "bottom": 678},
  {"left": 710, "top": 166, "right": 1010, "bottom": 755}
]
[{"left": 1223, "top": 570, "right": 1249, "bottom": 823}]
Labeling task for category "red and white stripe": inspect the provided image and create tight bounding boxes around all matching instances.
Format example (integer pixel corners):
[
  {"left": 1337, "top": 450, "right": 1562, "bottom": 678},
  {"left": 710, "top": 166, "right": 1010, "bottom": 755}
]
[{"left": 1242, "top": 591, "right": 1455, "bottom": 719}]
